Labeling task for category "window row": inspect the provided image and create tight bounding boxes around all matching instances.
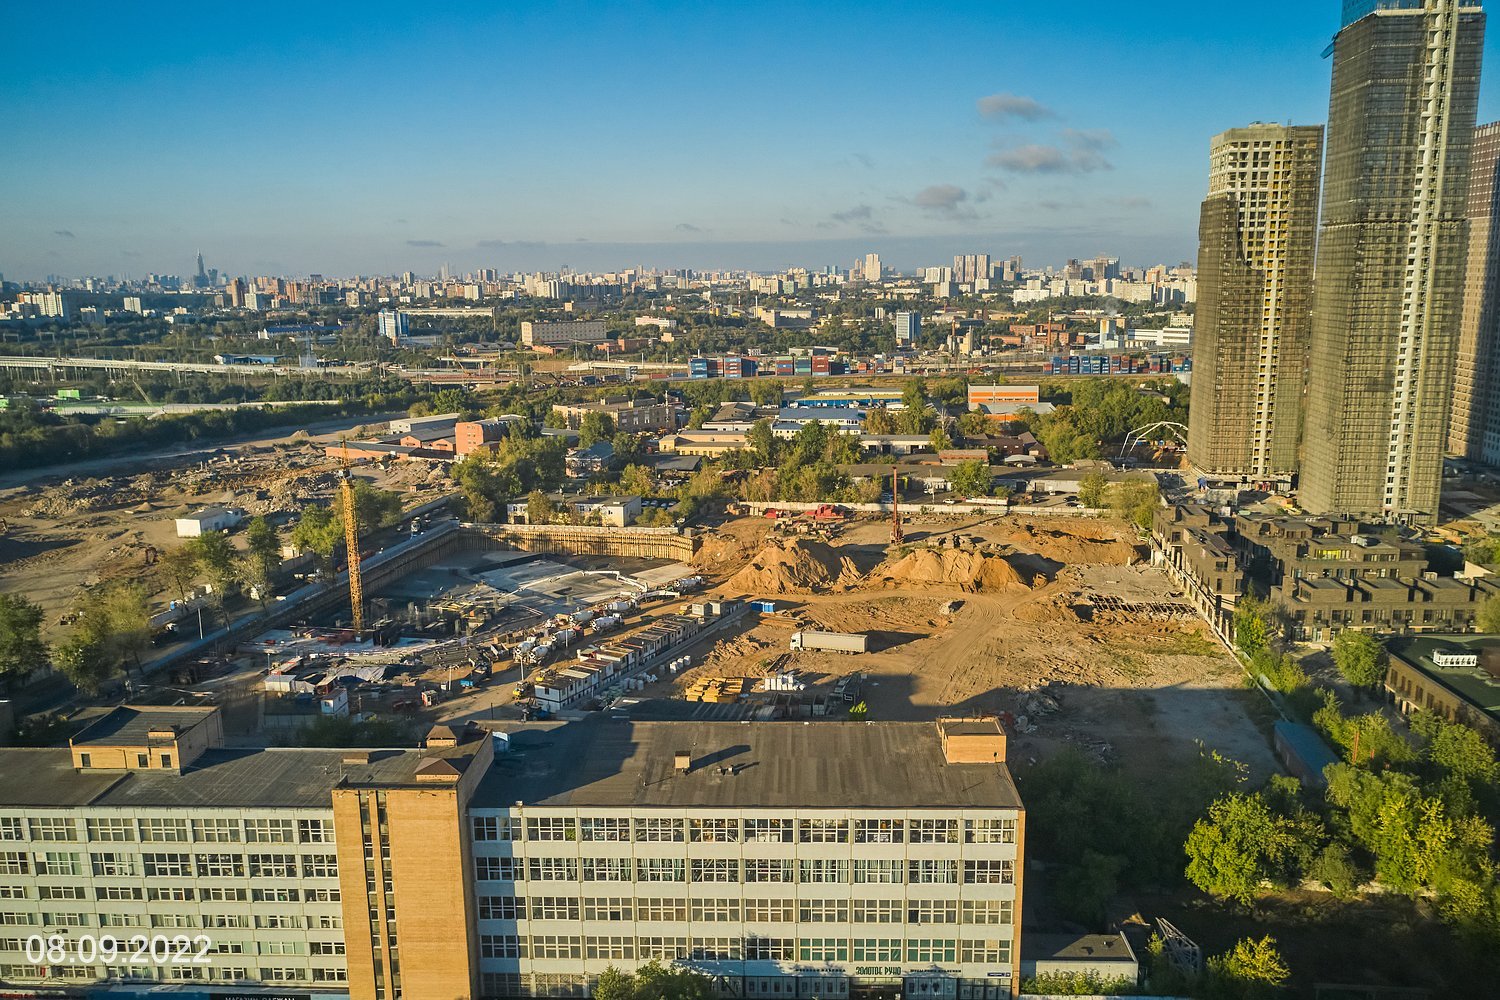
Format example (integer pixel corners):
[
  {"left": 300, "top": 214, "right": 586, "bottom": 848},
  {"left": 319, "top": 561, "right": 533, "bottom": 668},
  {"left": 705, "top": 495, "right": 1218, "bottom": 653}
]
[
  {"left": 0, "top": 817, "right": 331, "bottom": 844},
  {"left": 477, "top": 935, "right": 1010, "bottom": 964},
  {"left": 475, "top": 856, "right": 1011, "bottom": 885},
  {"left": 0, "top": 913, "right": 342, "bottom": 931},
  {"left": 474, "top": 896, "right": 1012, "bottom": 925},
  {"left": 473, "top": 816, "right": 1014, "bottom": 845},
  {"left": 6, "top": 851, "right": 341, "bottom": 879}
]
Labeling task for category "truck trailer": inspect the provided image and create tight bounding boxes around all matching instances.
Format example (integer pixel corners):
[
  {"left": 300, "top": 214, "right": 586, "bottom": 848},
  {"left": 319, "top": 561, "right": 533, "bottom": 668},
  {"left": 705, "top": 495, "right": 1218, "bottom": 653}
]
[{"left": 789, "top": 630, "right": 869, "bottom": 654}]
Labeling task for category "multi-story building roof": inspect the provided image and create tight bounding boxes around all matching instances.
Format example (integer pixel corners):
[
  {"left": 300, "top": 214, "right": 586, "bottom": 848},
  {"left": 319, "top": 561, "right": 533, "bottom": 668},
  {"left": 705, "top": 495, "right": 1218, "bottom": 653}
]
[{"left": 0, "top": 712, "right": 1025, "bottom": 1000}]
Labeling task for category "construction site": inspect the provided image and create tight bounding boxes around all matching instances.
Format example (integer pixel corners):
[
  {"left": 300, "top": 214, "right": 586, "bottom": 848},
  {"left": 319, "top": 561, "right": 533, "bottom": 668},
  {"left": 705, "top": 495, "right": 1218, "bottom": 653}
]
[{"left": 0, "top": 431, "right": 1277, "bottom": 782}]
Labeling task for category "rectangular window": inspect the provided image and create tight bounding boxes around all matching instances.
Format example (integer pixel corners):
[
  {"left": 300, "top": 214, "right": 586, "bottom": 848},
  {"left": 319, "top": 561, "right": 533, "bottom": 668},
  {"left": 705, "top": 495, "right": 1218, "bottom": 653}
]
[
  {"left": 579, "top": 817, "right": 631, "bottom": 842},
  {"left": 0, "top": 818, "right": 22, "bottom": 841},
  {"left": 479, "top": 935, "right": 524, "bottom": 959},
  {"left": 798, "top": 900, "right": 849, "bottom": 923},
  {"left": 691, "top": 937, "right": 742, "bottom": 961},
  {"left": 909, "top": 819, "right": 958, "bottom": 843},
  {"left": 0, "top": 852, "right": 28, "bottom": 876},
  {"left": 313, "top": 914, "right": 342, "bottom": 930},
  {"left": 138, "top": 818, "right": 189, "bottom": 843},
  {"left": 963, "top": 860, "right": 1013, "bottom": 884},
  {"left": 582, "top": 858, "right": 632, "bottom": 882},
  {"left": 852, "top": 860, "right": 904, "bottom": 884},
  {"left": 528, "top": 896, "right": 580, "bottom": 921},
  {"left": 744, "top": 858, "right": 794, "bottom": 883},
  {"left": 298, "top": 819, "right": 332, "bottom": 844},
  {"left": 907, "top": 860, "right": 958, "bottom": 884},
  {"left": 960, "top": 940, "right": 1011, "bottom": 964},
  {"left": 527, "top": 858, "right": 578, "bottom": 882},
  {"left": 851, "top": 899, "right": 902, "bottom": 923},
  {"left": 203, "top": 914, "right": 251, "bottom": 929},
  {"left": 690, "top": 897, "right": 740, "bottom": 921},
  {"left": 478, "top": 895, "right": 526, "bottom": 920},
  {"left": 798, "top": 859, "right": 847, "bottom": 884},
  {"left": 636, "top": 898, "right": 687, "bottom": 922},
  {"left": 309, "top": 941, "right": 345, "bottom": 956},
  {"left": 585, "top": 937, "right": 635, "bottom": 960},
  {"left": 28, "top": 817, "right": 77, "bottom": 842},
  {"left": 312, "top": 968, "right": 348, "bottom": 983},
  {"left": 964, "top": 818, "right": 1016, "bottom": 844},
  {"left": 42, "top": 912, "right": 90, "bottom": 927},
  {"left": 907, "top": 900, "right": 958, "bottom": 924},
  {"left": 475, "top": 856, "right": 522, "bottom": 881},
  {"left": 196, "top": 853, "right": 246, "bottom": 878},
  {"left": 86, "top": 818, "right": 136, "bottom": 842},
  {"left": 633, "top": 817, "right": 684, "bottom": 842},
  {"left": 151, "top": 913, "right": 197, "bottom": 928},
  {"left": 853, "top": 938, "right": 903, "bottom": 961},
  {"left": 906, "top": 939, "right": 958, "bottom": 963},
  {"left": 147, "top": 886, "right": 194, "bottom": 902},
  {"left": 200, "top": 887, "right": 247, "bottom": 902},
  {"left": 691, "top": 859, "right": 739, "bottom": 883},
  {"left": 853, "top": 819, "right": 904, "bottom": 843},
  {"left": 0, "top": 886, "right": 23, "bottom": 899},
  {"left": 95, "top": 885, "right": 143, "bottom": 901},
  {"left": 637, "top": 937, "right": 689, "bottom": 961},
  {"left": 253, "top": 888, "right": 298, "bottom": 903},
  {"left": 37, "top": 851, "right": 82, "bottom": 876},
  {"left": 798, "top": 938, "right": 848, "bottom": 962},
  {"left": 302, "top": 855, "right": 338, "bottom": 878},
  {"left": 690, "top": 818, "right": 740, "bottom": 843},
  {"left": 243, "top": 819, "right": 295, "bottom": 843},
  {"left": 742, "top": 898, "right": 794, "bottom": 922},
  {"left": 304, "top": 887, "right": 340, "bottom": 903},
  {"left": 38, "top": 885, "right": 85, "bottom": 900},
  {"left": 192, "top": 818, "right": 240, "bottom": 843},
  {"left": 471, "top": 816, "right": 517, "bottom": 842},
  {"left": 259, "top": 967, "right": 306, "bottom": 983},
  {"left": 799, "top": 819, "right": 848, "bottom": 843},
  {"left": 744, "top": 938, "right": 792, "bottom": 961},
  {"left": 256, "top": 914, "right": 302, "bottom": 930},
  {"left": 531, "top": 936, "right": 582, "bottom": 960},
  {"left": 525, "top": 817, "right": 576, "bottom": 842},
  {"left": 743, "top": 818, "right": 794, "bottom": 843},
  {"left": 580, "top": 896, "right": 631, "bottom": 921},
  {"left": 636, "top": 858, "right": 685, "bottom": 883},
  {"left": 961, "top": 899, "right": 1013, "bottom": 925}
]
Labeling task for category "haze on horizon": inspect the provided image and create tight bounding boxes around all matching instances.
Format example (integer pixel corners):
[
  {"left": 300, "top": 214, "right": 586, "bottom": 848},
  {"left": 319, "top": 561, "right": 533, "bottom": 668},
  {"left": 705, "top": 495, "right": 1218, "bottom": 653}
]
[{"left": 5, "top": 0, "right": 1500, "bottom": 281}]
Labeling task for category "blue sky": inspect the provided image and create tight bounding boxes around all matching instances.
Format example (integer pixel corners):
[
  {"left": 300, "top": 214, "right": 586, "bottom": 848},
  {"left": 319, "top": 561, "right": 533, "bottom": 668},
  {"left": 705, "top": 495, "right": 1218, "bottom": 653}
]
[{"left": 3, "top": 1, "right": 1499, "bottom": 280}]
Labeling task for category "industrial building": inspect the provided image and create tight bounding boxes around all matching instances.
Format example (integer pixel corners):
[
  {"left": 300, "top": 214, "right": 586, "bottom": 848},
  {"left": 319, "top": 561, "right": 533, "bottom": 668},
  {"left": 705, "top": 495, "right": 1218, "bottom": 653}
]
[
  {"left": 550, "top": 398, "right": 681, "bottom": 434},
  {"left": 0, "top": 711, "right": 1025, "bottom": 1000},
  {"left": 520, "top": 320, "right": 609, "bottom": 348}
]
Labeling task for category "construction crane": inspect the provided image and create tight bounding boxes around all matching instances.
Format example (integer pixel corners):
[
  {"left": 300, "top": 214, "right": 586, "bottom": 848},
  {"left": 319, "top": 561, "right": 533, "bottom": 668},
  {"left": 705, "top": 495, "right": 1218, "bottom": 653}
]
[
  {"left": 890, "top": 466, "right": 903, "bottom": 545},
  {"left": 337, "top": 444, "right": 365, "bottom": 634}
]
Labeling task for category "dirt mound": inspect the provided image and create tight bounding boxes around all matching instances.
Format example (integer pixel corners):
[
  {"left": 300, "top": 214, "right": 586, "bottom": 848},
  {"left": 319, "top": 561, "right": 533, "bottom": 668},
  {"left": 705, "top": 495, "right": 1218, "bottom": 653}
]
[
  {"left": 728, "top": 539, "right": 861, "bottom": 594},
  {"left": 867, "top": 547, "right": 1035, "bottom": 592},
  {"left": 1000, "top": 521, "right": 1145, "bottom": 566}
]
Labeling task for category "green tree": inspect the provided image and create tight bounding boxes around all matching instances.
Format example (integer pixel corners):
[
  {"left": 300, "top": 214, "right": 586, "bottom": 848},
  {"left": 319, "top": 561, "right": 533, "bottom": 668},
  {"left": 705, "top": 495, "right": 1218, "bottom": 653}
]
[
  {"left": 1185, "top": 791, "right": 1296, "bottom": 904},
  {"left": 619, "top": 464, "right": 655, "bottom": 497},
  {"left": 748, "top": 378, "right": 783, "bottom": 406},
  {"left": 1078, "top": 470, "right": 1109, "bottom": 508},
  {"left": 291, "top": 506, "right": 344, "bottom": 568},
  {"left": 0, "top": 594, "right": 47, "bottom": 688},
  {"left": 241, "top": 516, "right": 281, "bottom": 605},
  {"left": 902, "top": 377, "right": 928, "bottom": 411},
  {"left": 1477, "top": 593, "right": 1500, "bottom": 633},
  {"left": 578, "top": 410, "right": 616, "bottom": 448},
  {"left": 155, "top": 545, "right": 200, "bottom": 605},
  {"left": 929, "top": 426, "right": 953, "bottom": 452},
  {"left": 527, "top": 490, "right": 556, "bottom": 524},
  {"left": 1410, "top": 711, "right": 1499, "bottom": 784},
  {"left": 1020, "top": 972, "right": 1138, "bottom": 997},
  {"left": 593, "top": 961, "right": 714, "bottom": 1000},
  {"left": 897, "top": 404, "right": 937, "bottom": 436},
  {"left": 950, "top": 460, "right": 992, "bottom": 499},
  {"left": 187, "top": 530, "right": 239, "bottom": 623},
  {"left": 57, "top": 582, "right": 152, "bottom": 693},
  {"left": 863, "top": 407, "right": 897, "bottom": 435},
  {"left": 1232, "top": 597, "right": 1275, "bottom": 658},
  {"left": 749, "top": 417, "right": 777, "bottom": 461},
  {"left": 1332, "top": 629, "right": 1387, "bottom": 690},
  {"left": 1206, "top": 936, "right": 1290, "bottom": 999},
  {"left": 957, "top": 409, "right": 991, "bottom": 439},
  {"left": 1108, "top": 480, "right": 1160, "bottom": 530}
]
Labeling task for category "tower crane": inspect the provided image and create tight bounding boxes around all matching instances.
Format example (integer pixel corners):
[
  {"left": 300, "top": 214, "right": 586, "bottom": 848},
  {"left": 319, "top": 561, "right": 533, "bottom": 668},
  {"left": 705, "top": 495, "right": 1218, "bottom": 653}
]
[
  {"left": 890, "top": 466, "right": 903, "bottom": 546},
  {"left": 337, "top": 443, "right": 365, "bottom": 634}
]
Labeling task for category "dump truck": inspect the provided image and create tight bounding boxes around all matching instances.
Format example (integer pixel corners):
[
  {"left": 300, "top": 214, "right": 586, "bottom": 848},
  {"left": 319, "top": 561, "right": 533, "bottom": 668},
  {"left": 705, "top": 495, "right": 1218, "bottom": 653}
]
[{"left": 790, "top": 630, "right": 869, "bottom": 654}]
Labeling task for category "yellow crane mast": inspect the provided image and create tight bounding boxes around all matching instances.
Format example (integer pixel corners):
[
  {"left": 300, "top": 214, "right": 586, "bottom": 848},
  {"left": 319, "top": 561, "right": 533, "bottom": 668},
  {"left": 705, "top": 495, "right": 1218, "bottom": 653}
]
[{"left": 336, "top": 445, "right": 365, "bottom": 634}]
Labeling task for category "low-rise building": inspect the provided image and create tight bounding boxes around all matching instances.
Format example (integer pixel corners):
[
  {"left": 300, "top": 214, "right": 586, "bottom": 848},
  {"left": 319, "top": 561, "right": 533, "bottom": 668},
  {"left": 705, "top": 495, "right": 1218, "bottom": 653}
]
[
  {"left": 456, "top": 415, "right": 529, "bottom": 457},
  {"left": 660, "top": 430, "right": 748, "bottom": 457},
  {"left": 551, "top": 398, "right": 680, "bottom": 434},
  {"left": 1384, "top": 636, "right": 1500, "bottom": 738},
  {"left": 174, "top": 506, "right": 244, "bottom": 538},
  {"left": 1019, "top": 933, "right": 1138, "bottom": 986},
  {"left": 520, "top": 319, "right": 609, "bottom": 348}
]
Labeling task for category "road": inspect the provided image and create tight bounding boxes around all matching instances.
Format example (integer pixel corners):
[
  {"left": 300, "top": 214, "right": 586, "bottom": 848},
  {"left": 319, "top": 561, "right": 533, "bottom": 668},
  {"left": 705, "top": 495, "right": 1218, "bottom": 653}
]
[{"left": 0, "top": 410, "right": 402, "bottom": 491}]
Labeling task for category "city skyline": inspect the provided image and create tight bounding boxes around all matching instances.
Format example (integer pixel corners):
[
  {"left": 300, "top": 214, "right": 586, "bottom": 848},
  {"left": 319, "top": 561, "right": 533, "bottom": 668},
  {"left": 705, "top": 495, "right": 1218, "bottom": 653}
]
[{"left": 7, "top": 1, "right": 1500, "bottom": 280}]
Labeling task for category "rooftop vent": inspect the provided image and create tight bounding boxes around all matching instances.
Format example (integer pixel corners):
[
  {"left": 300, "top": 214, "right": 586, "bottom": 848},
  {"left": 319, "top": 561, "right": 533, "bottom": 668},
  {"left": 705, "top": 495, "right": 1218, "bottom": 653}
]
[
  {"left": 675, "top": 750, "right": 692, "bottom": 774},
  {"left": 342, "top": 751, "right": 372, "bottom": 765}
]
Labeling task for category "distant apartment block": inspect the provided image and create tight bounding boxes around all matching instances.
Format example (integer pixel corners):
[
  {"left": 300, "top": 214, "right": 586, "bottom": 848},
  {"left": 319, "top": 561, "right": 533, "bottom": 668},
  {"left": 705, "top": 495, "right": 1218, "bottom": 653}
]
[
  {"left": 520, "top": 319, "right": 609, "bottom": 348},
  {"left": 378, "top": 309, "right": 410, "bottom": 343},
  {"left": 1187, "top": 123, "right": 1323, "bottom": 485},
  {"left": 895, "top": 311, "right": 921, "bottom": 345},
  {"left": 550, "top": 397, "right": 680, "bottom": 434}
]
